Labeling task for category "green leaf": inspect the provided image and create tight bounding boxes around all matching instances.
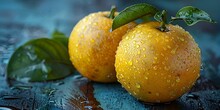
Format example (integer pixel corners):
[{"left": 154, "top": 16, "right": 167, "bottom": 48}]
[
  {"left": 7, "top": 38, "right": 74, "bottom": 82},
  {"left": 173, "top": 6, "right": 216, "bottom": 26},
  {"left": 51, "top": 30, "right": 69, "bottom": 48},
  {"left": 112, "top": 3, "right": 159, "bottom": 31}
]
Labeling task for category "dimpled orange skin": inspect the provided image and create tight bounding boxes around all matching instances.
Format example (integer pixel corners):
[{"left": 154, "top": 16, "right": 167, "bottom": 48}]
[
  {"left": 69, "top": 12, "right": 136, "bottom": 83},
  {"left": 115, "top": 22, "right": 201, "bottom": 102}
]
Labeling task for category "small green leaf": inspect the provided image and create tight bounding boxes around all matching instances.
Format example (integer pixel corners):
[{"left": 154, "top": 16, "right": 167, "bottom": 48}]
[
  {"left": 51, "top": 30, "right": 68, "bottom": 48},
  {"left": 173, "top": 6, "right": 216, "bottom": 26},
  {"left": 7, "top": 38, "right": 74, "bottom": 82},
  {"left": 112, "top": 3, "right": 159, "bottom": 31}
]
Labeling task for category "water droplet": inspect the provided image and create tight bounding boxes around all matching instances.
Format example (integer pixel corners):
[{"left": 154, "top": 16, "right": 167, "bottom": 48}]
[
  {"left": 163, "top": 47, "right": 167, "bottom": 51},
  {"left": 176, "top": 77, "right": 180, "bottom": 82},
  {"left": 137, "top": 50, "right": 141, "bottom": 55},
  {"left": 125, "top": 61, "right": 128, "bottom": 65},
  {"left": 143, "top": 54, "right": 146, "bottom": 58},
  {"left": 26, "top": 52, "right": 37, "bottom": 61},
  {"left": 136, "top": 44, "right": 140, "bottom": 48},
  {"left": 87, "top": 58, "right": 91, "bottom": 62},
  {"left": 200, "top": 63, "right": 204, "bottom": 71},
  {"left": 76, "top": 44, "right": 79, "bottom": 47},
  {"left": 55, "top": 81, "right": 64, "bottom": 86},
  {"left": 142, "top": 48, "right": 146, "bottom": 51},
  {"left": 133, "top": 91, "right": 137, "bottom": 95},
  {"left": 145, "top": 76, "right": 148, "bottom": 80},
  {"left": 180, "top": 37, "right": 185, "bottom": 41},
  {"left": 186, "top": 94, "right": 199, "bottom": 100},
  {"left": 165, "top": 39, "right": 169, "bottom": 42},
  {"left": 171, "top": 49, "right": 176, "bottom": 54},
  {"left": 155, "top": 38, "right": 159, "bottom": 42},
  {"left": 197, "top": 73, "right": 200, "bottom": 78},
  {"left": 127, "top": 86, "right": 131, "bottom": 89},
  {"left": 93, "top": 22, "right": 98, "bottom": 26},
  {"left": 186, "top": 68, "right": 189, "bottom": 71},
  {"left": 167, "top": 45, "right": 171, "bottom": 49},
  {"left": 164, "top": 66, "right": 170, "bottom": 71},
  {"left": 153, "top": 66, "right": 157, "bottom": 70},
  {"left": 136, "top": 83, "right": 141, "bottom": 89},
  {"left": 90, "top": 39, "right": 95, "bottom": 43},
  {"left": 154, "top": 57, "right": 158, "bottom": 60},
  {"left": 167, "top": 80, "right": 170, "bottom": 83},
  {"left": 128, "top": 61, "right": 133, "bottom": 66}
]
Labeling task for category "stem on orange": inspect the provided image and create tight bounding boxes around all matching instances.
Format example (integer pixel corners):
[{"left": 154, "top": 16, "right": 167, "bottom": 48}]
[
  {"left": 109, "top": 5, "right": 117, "bottom": 19},
  {"left": 158, "top": 10, "right": 169, "bottom": 32}
]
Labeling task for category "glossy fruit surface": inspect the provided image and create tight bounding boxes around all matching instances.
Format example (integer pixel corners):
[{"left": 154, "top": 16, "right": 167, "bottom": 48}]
[
  {"left": 69, "top": 11, "right": 136, "bottom": 82},
  {"left": 115, "top": 22, "right": 201, "bottom": 102}
]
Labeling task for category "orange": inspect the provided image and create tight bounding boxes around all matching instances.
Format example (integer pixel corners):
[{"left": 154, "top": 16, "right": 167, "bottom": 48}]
[
  {"left": 115, "top": 22, "right": 201, "bottom": 102},
  {"left": 69, "top": 11, "right": 136, "bottom": 82}
]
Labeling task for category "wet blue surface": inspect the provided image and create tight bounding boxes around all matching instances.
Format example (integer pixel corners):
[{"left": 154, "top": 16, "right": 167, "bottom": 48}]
[{"left": 0, "top": 0, "right": 220, "bottom": 109}]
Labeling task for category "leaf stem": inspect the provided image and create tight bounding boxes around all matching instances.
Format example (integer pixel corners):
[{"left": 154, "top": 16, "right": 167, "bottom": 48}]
[
  {"left": 108, "top": 5, "right": 117, "bottom": 19},
  {"left": 169, "top": 17, "right": 183, "bottom": 23},
  {"left": 158, "top": 10, "right": 169, "bottom": 32}
]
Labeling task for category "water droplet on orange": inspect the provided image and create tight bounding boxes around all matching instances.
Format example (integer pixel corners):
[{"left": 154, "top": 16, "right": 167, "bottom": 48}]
[
  {"left": 153, "top": 66, "right": 157, "bottom": 70},
  {"left": 164, "top": 66, "right": 170, "bottom": 71},
  {"left": 128, "top": 61, "right": 133, "bottom": 66},
  {"left": 137, "top": 50, "right": 141, "bottom": 55},
  {"left": 145, "top": 76, "right": 148, "bottom": 80},
  {"left": 180, "top": 37, "right": 185, "bottom": 41},
  {"left": 136, "top": 83, "right": 141, "bottom": 89},
  {"left": 90, "top": 39, "right": 95, "bottom": 43},
  {"left": 176, "top": 77, "right": 180, "bottom": 82},
  {"left": 167, "top": 45, "right": 171, "bottom": 49},
  {"left": 163, "top": 47, "right": 167, "bottom": 51},
  {"left": 76, "top": 44, "right": 79, "bottom": 47}
]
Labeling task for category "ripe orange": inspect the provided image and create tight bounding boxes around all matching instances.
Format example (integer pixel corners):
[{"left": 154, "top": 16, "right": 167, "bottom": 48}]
[
  {"left": 115, "top": 22, "right": 201, "bottom": 102},
  {"left": 69, "top": 12, "right": 136, "bottom": 82}
]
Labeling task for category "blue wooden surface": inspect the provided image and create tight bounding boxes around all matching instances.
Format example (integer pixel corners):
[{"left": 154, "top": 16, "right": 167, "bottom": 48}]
[{"left": 0, "top": 0, "right": 220, "bottom": 110}]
